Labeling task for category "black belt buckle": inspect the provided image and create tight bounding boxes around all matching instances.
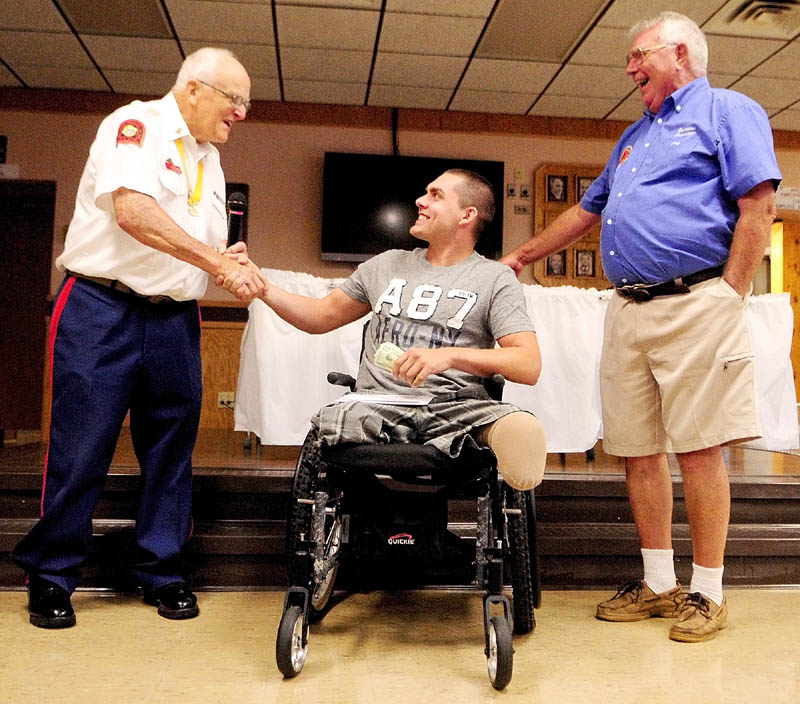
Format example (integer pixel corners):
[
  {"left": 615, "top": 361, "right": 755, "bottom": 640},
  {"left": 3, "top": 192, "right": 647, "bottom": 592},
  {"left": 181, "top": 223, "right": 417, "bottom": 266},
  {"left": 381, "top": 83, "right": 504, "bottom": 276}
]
[{"left": 618, "top": 283, "right": 653, "bottom": 302}]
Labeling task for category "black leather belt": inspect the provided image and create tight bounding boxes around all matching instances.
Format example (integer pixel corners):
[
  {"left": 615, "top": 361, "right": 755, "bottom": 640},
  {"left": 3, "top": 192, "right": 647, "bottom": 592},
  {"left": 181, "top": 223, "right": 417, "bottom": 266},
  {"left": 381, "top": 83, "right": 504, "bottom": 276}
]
[
  {"left": 67, "top": 271, "right": 175, "bottom": 304},
  {"left": 615, "top": 265, "right": 725, "bottom": 302}
]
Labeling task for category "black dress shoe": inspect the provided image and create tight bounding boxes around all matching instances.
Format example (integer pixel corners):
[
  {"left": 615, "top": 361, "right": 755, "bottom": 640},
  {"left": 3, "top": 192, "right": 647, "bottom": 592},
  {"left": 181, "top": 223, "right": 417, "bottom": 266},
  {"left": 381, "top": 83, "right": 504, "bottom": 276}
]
[
  {"left": 143, "top": 581, "right": 199, "bottom": 620},
  {"left": 28, "top": 576, "right": 76, "bottom": 629}
]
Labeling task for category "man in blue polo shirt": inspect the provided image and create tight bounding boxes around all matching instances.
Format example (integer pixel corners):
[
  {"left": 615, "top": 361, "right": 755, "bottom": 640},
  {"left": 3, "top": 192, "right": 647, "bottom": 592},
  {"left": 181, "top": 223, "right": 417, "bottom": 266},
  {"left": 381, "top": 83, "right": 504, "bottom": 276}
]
[{"left": 502, "top": 11, "right": 781, "bottom": 642}]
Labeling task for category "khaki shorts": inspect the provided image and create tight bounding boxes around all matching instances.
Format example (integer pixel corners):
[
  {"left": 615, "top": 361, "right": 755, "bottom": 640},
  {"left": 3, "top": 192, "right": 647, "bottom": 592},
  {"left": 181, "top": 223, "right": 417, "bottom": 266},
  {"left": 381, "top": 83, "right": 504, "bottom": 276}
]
[{"left": 599, "top": 277, "right": 761, "bottom": 457}]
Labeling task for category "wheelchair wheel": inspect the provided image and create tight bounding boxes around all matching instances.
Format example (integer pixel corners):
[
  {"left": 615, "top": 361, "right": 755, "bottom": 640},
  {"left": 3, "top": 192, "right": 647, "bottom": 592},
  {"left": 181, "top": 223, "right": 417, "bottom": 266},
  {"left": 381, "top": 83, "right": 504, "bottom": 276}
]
[
  {"left": 487, "top": 615, "right": 513, "bottom": 690},
  {"left": 505, "top": 486, "right": 536, "bottom": 635},
  {"left": 309, "top": 503, "right": 342, "bottom": 615},
  {"left": 287, "top": 432, "right": 341, "bottom": 619},
  {"left": 286, "top": 435, "right": 316, "bottom": 588},
  {"left": 276, "top": 605, "right": 308, "bottom": 678}
]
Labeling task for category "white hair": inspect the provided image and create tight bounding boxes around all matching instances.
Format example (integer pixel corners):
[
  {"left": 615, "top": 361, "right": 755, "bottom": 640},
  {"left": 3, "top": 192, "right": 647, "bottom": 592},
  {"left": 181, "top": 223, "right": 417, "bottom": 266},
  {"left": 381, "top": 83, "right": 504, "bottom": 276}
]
[
  {"left": 630, "top": 11, "right": 708, "bottom": 77},
  {"left": 172, "top": 47, "right": 240, "bottom": 91}
]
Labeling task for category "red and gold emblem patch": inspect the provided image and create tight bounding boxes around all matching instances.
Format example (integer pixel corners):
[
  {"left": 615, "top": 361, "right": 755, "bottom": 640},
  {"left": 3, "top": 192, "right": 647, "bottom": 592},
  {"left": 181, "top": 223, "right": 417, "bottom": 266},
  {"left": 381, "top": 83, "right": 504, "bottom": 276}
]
[
  {"left": 618, "top": 145, "right": 632, "bottom": 165},
  {"left": 116, "top": 119, "right": 145, "bottom": 147}
]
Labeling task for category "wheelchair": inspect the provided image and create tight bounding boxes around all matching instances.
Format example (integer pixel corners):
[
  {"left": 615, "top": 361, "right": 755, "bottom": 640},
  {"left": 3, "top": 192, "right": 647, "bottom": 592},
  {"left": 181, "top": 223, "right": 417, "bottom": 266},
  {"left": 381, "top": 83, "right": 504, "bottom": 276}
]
[{"left": 275, "top": 371, "right": 540, "bottom": 690}]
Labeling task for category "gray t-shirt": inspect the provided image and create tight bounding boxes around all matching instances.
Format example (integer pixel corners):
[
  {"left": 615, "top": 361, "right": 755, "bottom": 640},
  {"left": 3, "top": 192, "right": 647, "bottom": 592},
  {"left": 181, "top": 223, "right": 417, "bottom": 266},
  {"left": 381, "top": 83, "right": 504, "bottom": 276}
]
[{"left": 339, "top": 248, "right": 534, "bottom": 398}]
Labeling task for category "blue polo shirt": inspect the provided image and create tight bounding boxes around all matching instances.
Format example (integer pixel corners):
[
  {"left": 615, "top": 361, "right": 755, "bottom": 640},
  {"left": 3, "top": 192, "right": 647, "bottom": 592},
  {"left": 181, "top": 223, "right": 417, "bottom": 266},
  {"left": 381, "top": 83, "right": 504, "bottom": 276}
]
[{"left": 581, "top": 76, "right": 781, "bottom": 286}]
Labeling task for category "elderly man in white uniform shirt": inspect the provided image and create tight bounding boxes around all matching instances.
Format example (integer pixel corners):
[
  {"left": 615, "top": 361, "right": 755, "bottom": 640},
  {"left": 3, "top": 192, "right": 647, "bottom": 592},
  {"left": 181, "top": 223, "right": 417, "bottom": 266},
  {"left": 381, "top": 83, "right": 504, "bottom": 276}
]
[{"left": 12, "top": 47, "right": 266, "bottom": 628}]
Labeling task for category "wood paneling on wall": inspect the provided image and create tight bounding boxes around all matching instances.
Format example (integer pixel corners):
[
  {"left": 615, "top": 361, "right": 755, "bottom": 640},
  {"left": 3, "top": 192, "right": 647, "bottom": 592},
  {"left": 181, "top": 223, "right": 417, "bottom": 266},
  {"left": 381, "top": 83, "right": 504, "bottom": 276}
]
[
  {"left": 40, "top": 313, "right": 247, "bottom": 437},
  {"left": 199, "top": 321, "right": 245, "bottom": 430},
  {"left": 5, "top": 87, "right": 800, "bottom": 149},
  {"left": 775, "top": 211, "right": 800, "bottom": 400}
]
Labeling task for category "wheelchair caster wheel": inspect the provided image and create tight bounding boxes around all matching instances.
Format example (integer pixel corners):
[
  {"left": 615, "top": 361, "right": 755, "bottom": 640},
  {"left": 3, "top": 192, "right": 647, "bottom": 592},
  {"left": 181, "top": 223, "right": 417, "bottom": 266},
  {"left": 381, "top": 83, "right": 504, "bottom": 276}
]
[
  {"left": 486, "top": 615, "right": 513, "bottom": 690},
  {"left": 276, "top": 605, "right": 308, "bottom": 678}
]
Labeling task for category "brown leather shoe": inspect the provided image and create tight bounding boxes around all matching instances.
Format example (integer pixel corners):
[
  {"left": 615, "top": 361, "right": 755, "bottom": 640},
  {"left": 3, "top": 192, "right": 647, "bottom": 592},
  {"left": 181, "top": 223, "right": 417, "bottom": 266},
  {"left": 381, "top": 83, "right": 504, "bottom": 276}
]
[
  {"left": 596, "top": 580, "right": 685, "bottom": 622},
  {"left": 669, "top": 592, "right": 727, "bottom": 642}
]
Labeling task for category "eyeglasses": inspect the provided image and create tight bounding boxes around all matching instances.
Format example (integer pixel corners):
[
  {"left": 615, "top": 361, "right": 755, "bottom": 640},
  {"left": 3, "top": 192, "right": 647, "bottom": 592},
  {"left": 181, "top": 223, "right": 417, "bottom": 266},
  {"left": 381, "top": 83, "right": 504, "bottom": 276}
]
[
  {"left": 625, "top": 43, "right": 676, "bottom": 66},
  {"left": 196, "top": 79, "right": 251, "bottom": 113}
]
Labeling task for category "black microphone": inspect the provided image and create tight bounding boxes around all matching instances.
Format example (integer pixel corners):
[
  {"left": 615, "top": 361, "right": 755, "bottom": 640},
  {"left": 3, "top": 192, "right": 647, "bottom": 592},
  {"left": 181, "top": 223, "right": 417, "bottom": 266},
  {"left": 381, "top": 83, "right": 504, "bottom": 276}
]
[{"left": 226, "top": 191, "right": 247, "bottom": 247}]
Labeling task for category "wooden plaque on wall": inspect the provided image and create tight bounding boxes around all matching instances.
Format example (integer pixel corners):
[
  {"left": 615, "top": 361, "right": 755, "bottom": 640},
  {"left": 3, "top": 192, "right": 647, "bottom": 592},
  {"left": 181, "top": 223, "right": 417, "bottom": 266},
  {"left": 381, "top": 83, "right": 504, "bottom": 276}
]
[{"left": 532, "top": 163, "right": 610, "bottom": 290}]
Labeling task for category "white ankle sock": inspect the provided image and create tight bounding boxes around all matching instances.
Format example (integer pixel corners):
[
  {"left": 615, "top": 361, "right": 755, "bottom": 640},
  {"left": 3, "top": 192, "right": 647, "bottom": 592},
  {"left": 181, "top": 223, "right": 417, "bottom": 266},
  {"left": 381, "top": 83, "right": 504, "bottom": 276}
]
[
  {"left": 689, "top": 563, "right": 724, "bottom": 606},
  {"left": 641, "top": 548, "right": 677, "bottom": 595}
]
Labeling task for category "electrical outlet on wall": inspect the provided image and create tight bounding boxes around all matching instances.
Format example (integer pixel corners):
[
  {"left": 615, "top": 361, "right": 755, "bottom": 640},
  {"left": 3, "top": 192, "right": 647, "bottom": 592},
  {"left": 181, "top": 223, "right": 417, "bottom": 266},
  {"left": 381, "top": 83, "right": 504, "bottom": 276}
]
[{"left": 217, "top": 391, "right": 235, "bottom": 408}]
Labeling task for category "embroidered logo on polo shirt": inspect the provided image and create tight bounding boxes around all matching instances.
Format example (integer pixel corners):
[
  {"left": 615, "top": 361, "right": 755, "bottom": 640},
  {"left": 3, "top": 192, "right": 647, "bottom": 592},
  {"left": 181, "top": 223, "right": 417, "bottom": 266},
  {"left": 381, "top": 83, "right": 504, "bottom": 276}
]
[
  {"left": 674, "top": 126, "right": 696, "bottom": 138},
  {"left": 165, "top": 158, "right": 182, "bottom": 174},
  {"left": 116, "top": 119, "right": 145, "bottom": 147},
  {"left": 618, "top": 145, "right": 632, "bottom": 165}
]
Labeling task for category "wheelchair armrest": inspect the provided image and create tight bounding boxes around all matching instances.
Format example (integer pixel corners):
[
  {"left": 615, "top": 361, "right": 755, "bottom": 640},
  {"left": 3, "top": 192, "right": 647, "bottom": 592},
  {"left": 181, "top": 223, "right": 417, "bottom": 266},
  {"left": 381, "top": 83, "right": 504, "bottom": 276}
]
[
  {"left": 485, "top": 374, "right": 505, "bottom": 401},
  {"left": 327, "top": 371, "right": 356, "bottom": 390}
]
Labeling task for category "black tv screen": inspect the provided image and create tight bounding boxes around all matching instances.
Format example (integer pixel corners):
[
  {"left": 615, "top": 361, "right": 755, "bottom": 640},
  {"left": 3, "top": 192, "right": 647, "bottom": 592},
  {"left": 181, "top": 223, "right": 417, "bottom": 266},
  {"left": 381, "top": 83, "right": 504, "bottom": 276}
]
[{"left": 321, "top": 152, "right": 504, "bottom": 262}]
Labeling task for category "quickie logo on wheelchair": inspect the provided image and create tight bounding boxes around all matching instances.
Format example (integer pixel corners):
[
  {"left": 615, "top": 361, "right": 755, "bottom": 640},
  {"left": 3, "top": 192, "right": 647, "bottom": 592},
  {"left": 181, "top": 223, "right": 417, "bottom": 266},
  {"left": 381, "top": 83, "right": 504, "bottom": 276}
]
[{"left": 387, "top": 532, "right": 416, "bottom": 545}]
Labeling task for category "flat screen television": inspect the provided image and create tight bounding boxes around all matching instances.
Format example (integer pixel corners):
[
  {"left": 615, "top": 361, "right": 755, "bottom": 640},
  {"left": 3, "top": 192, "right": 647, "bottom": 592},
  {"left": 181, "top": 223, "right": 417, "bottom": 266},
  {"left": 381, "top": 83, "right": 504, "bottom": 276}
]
[{"left": 321, "top": 152, "right": 504, "bottom": 262}]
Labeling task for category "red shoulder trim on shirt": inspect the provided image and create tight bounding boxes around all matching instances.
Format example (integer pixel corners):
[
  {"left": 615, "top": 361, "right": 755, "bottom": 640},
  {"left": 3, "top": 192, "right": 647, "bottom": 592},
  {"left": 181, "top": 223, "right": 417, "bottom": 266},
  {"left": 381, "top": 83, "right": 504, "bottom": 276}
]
[{"left": 116, "top": 119, "right": 145, "bottom": 147}]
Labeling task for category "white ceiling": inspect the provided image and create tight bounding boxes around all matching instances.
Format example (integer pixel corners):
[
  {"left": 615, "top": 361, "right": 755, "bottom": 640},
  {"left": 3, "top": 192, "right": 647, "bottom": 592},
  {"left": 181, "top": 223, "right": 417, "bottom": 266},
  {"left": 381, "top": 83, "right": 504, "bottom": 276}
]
[{"left": 3, "top": 0, "right": 800, "bottom": 130}]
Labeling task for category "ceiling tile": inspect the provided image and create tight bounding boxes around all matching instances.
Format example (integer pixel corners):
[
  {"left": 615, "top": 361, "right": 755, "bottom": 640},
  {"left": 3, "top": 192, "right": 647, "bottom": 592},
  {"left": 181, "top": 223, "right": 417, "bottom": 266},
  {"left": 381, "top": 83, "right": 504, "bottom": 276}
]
[
  {"left": 14, "top": 64, "right": 109, "bottom": 91},
  {"left": 281, "top": 48, "right": 372, "bottom": 83},
  {"left": 546, "top": 65, "right": 632, "bottom": 99},
  {"left": 369, "top": 84, "right": 451, "bottom": 110},
  {"left": 449, "top": 89, "right": 534, "bottom": 114},
  {"left": 386, "top": 0, "right": 495, "bottom": 18},
  {"left": 60, "top": 0, "right": 172, "bottom": 38},
  {"left": 770, "top": 109, "right": 800, "bottom": 131},
  {"left": 530, "top": 94, "right": 622, "bottom": 119},
  {"left": 82, "top": 36, "right": 183, "bottom": 72},
  {"left": 599, "top": 0, "right": 717, "bottom": 29},
  {"left": 706, "top": 72, "right": 740, "bottom": 89},
  {"left": 727, "top": 76, "right": 800, "bottom": 110},
  {"left": 750, "top": 42, "right": 800, "bottom": 78},
  {"left": 379, "top": 13, "right": 485, "bottom": 56},
  {"left": 705, "top": 34, "right": 784, "bottom": 75},
  {"left": 0, "top": 62, "right": 21, "bottom": 86},
  {"left": 165, "top": 0, "right": 274, "bottom": 43},
  {"left": 277, "top": 6, "right": 379, "bottom": 51},
  {"left": 104, "top": 70, "right": 176, "bottom": 96},
  {"left": 460, "top": 58, "right": 558, "bottom": 93},
  {"left": 182, "top": 41, "right": 279, "bottom": 79},
  {"left": 275, "top": 0, "right": 381, "bottom": 8},
  {"left": 477, "top": 0, "right": 607, "bottom": 62},
  {"left": 0, "top": 0, "right": 70, "bottom": 31},
  {"left": 605, "top": 92, "right": 645, "bottom": 121},
  {"left": 372, "top": 53, "right": 466, "bottom": 89},
  {"left": 0, "top": 30, "right": 92, "bottom": 67},
  {"left": 570, "top": 26, "right": 629, "bottom": 67},
  {"left": 283, "top": 79, "right": 365, "bottom": 105},
  {"left": 249, "top": 75, "right": 282, "bottom": 101}
]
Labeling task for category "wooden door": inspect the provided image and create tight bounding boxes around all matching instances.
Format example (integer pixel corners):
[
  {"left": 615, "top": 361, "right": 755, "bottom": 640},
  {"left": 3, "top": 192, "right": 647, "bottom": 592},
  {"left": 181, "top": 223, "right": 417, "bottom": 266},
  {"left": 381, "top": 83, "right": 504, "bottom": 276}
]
[{"left": 0, "top": 180, "right": 55, "bottom": 433}]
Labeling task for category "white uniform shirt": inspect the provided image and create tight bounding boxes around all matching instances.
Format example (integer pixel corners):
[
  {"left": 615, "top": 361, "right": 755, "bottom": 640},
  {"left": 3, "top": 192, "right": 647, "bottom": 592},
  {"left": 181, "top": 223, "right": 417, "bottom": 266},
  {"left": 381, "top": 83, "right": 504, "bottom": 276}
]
[{"left": 56, "top": 92, "right": 228, "bottom": 300}]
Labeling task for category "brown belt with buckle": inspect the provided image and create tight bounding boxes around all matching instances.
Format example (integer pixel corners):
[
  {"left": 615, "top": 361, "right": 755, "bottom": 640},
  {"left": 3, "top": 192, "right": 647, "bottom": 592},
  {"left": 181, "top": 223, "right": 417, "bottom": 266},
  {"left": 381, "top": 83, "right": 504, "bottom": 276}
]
[
  {"left": 615, "top": 265, "right": 725, "bottom": 302},
  {"left": 66, "top": 271, "right": 175, "bottom": 304}
]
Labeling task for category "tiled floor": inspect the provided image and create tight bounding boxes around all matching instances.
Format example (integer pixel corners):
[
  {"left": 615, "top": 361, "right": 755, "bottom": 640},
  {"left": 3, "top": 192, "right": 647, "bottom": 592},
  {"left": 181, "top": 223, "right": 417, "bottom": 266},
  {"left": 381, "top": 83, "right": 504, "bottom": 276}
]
[{"left": 1, "top": 588, "right": 798, "bottom": 703}]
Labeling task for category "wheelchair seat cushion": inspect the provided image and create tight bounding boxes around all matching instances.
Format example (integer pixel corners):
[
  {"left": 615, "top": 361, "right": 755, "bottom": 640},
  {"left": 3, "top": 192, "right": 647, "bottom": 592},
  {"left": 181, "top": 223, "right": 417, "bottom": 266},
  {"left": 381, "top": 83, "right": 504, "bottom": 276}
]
[{"left": 321, "top": 442, "right": 496, "bottom": 484}]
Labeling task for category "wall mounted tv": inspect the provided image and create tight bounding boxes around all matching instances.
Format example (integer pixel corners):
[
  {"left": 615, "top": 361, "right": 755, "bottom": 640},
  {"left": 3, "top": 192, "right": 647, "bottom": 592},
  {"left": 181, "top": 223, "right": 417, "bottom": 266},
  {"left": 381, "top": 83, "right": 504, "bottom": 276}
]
[{"left": 321, "top": 152, "right": 505, "bottom": 262}]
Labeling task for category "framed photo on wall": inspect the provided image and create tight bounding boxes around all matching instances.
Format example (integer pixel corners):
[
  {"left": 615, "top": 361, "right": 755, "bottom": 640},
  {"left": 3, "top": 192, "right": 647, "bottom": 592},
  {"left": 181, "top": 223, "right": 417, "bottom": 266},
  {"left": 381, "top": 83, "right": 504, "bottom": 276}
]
[
  {"left": 546, "top": 249, "right": 567, "bottom": 277},
  {"left": 575, "top": 249, "right": 595, "bottom": 278},
  {"left": 546, "top": 174, "right": 567, "bottom": 202},
  {"left": 577, "top": 176, "right": 594, "bottom": 201}
]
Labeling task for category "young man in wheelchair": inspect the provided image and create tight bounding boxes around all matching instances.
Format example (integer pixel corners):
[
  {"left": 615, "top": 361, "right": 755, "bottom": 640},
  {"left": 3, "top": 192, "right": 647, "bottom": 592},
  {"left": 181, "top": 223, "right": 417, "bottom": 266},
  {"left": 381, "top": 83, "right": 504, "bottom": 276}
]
[{"left": 225, "top": 168, "right": 547, "bottom": 486}]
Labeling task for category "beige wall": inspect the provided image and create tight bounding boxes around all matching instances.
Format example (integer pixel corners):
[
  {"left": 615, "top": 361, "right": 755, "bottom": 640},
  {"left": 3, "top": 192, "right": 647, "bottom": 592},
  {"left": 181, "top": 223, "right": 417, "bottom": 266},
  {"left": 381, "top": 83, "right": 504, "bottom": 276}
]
[{"left": 2, "top": 105, "right": 800, "bottom": 298}]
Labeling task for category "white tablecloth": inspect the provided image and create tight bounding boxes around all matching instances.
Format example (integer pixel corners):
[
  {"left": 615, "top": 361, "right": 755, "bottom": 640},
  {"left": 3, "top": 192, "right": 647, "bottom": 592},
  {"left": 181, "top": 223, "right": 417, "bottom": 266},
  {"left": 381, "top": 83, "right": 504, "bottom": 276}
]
[{"left": 235, "top": 269, "right": 799, "bottom": 452}]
